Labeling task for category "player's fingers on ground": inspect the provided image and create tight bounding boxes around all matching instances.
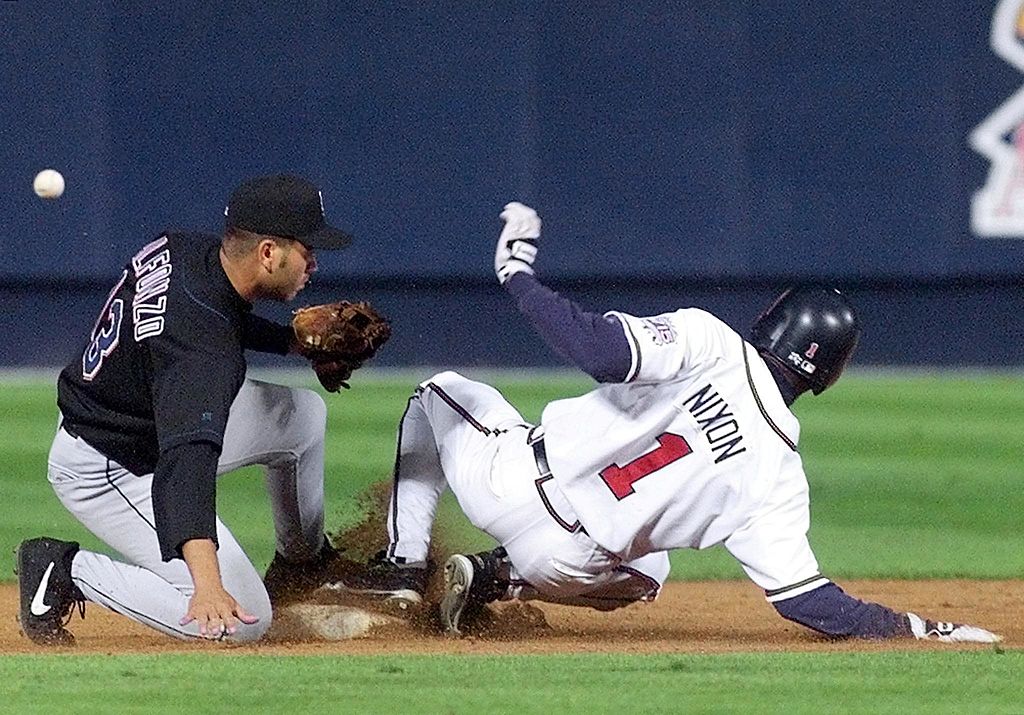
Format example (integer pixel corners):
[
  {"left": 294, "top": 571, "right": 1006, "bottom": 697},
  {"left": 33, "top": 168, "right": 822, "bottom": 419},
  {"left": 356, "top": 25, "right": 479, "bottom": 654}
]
[
  {"left": 209, "top": 600, "right": 245, "bottom": 635},
  {"left": 202, "top": 622, "right": 222, "bottom": 639},
  {"left": 233, "top": 603, "right": 260, "bottom": 625},
  {"left": 200, "top": 608, "right": 230, "bottom": 638},
  {"left": 179, "top": 603, "right": 207, "bottom": 627},
  {"left": 183, "top": 602, "right": 227, "bottom": 638},
  {"left": 195, "top": 608, "right": 215, "bottom": 637}
]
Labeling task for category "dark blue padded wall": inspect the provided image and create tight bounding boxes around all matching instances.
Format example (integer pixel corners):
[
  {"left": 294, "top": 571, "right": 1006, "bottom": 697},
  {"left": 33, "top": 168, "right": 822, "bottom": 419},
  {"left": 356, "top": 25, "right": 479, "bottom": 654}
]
[
  {"left": 1, "top": 1, "right": 1022, "bottom": 366},
  {"left": 2, "top": 3, "right": 534, "bottom": 282}
]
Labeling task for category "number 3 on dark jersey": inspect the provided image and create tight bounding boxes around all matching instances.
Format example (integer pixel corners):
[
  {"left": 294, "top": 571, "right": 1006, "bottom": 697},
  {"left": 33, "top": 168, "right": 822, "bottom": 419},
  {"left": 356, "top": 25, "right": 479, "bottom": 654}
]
[
  {"left": 82, "top": 271, "right": 128, "bottom": 381},
  {"left": 599, "top": 432, "right": 693, "bottom": 500}
]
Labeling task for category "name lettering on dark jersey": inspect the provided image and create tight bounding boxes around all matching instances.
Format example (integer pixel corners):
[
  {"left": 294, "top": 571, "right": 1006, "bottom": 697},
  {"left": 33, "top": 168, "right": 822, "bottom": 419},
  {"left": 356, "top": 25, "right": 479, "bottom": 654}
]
[
  {"left": 131, "top": 236, "right": 172, "bottom": 341},
  {"left": 681, "top": 383, "right": 747, "bottom": 463}
]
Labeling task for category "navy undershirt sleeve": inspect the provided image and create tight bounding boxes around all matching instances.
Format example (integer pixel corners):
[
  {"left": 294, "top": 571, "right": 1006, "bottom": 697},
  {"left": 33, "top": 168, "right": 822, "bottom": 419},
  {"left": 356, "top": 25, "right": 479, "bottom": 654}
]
[
  {"left": 242, "top": 314, "right": 293, "bottom": 355},
  {"left": 504, "top": 273, "right": 631, "bottom": 383},
  {"left": 152, "top": 441, "right": 220, "bottom": 561},
  {"left": 148, "top": 340, "right": 242, "bottom": 561},
  {"left": 773, "top": 582, "right": 912, "bottom": 638}
]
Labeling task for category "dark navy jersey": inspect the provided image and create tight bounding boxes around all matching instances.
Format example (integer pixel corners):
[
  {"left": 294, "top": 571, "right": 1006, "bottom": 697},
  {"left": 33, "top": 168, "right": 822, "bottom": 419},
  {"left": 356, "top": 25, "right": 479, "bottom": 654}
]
[{"left": 57, "top": 232, "right": 292, "bottom": 558}]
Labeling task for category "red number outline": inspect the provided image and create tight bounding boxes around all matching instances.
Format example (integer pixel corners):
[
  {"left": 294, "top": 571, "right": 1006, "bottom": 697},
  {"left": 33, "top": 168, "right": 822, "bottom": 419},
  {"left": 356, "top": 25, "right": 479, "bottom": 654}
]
[{"left": 599, "top": 432, "right": 693, "bottom": 500}]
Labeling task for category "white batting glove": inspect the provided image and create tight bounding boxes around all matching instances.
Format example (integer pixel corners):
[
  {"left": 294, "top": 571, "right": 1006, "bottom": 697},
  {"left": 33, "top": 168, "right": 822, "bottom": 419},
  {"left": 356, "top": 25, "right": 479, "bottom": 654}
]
[
  {"left": 494, "top": 202, "right": 541, "bottom": 284},
  {"left": 906, "top": 612, "right": 1002, "bottom": 643}
]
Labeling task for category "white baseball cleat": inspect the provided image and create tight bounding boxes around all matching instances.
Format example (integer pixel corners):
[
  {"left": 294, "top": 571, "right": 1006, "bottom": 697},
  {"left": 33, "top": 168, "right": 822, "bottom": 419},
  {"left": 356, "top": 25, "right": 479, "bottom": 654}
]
[
  {"left": 440, "top": 554, "right": 475, "bottom": 636},
  {"left": 440, "top": 547, "right": 512, "bottom": 636}
]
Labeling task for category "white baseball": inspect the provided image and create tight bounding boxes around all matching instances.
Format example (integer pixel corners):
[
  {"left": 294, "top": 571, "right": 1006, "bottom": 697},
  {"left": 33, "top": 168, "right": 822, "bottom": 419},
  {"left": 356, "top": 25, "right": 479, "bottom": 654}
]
[{"left": 33, "top": 169, "right": 65, "bottom": 199}]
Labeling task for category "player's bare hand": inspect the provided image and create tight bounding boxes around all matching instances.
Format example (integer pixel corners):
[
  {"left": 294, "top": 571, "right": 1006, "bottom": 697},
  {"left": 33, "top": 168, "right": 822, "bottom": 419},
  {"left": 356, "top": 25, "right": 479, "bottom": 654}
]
[
  {"left": 180, "top": 586, "right": 259, "bottom": 640},
  {"left": 495, "top": 202, "right": 541, "bottom": 284}
]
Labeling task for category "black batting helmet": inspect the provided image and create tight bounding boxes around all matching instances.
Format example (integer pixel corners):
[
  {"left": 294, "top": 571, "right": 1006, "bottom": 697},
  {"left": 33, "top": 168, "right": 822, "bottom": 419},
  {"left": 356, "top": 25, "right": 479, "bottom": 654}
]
[{"left": 750, "top": 287, "right": 861, "bottom": 395}]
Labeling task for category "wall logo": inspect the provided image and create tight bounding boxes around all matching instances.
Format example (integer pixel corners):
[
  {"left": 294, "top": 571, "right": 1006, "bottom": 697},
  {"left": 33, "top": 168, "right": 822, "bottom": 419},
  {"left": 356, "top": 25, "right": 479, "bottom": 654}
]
[{"left": 971, "top": 0, "right": 1024, "bottom": 237}]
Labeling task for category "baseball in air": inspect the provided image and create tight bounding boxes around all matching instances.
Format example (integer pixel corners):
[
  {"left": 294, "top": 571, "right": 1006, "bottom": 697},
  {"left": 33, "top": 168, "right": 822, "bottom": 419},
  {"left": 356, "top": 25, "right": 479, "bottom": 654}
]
[{"left": 33, "top": 169, "right": 65, "bottom": 199}]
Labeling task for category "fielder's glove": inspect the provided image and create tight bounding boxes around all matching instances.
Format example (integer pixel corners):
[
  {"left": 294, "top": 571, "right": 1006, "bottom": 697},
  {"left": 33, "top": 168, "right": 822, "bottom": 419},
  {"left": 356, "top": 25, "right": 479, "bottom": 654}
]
[
  {"left": 310, "top": 357, "right": 359, "bottom": 393},
  {"left": 291, "top": 301, "right": 392, "bottom": 392},
  {"left": 494, "top": 202, "right": 541, "bottom": 284},
  {"left": 906, "top": 612, "right": 1001, "bottom": 643}
]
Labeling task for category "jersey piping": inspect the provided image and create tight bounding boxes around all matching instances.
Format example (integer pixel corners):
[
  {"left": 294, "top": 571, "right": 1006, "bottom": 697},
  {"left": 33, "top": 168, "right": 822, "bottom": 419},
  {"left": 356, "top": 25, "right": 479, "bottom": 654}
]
[
  {"left": 182, "top": 283, "right": 231, "bottom": 324},
  {"left": 607, "top": 312, "right": 643, "bottom": 382},
  {"left": 764, "top": 574, "right": 831, "bottom": 603},
  {"left": 741, "top": 338, "right": 797, "bottom": 452}
]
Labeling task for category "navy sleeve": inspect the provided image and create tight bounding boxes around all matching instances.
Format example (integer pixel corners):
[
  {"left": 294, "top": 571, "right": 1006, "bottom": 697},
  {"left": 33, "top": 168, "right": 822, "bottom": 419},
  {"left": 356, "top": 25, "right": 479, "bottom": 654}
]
[
  {"left": 152, "top": 441, "right": 220, "bottom": 561},
  {"left": 773, "top": 583, "right": 912, "bottom": 638},
  {"left": 148, "top": 337, "right": 243, "bottom": 561},
  {"left": 242, "top": 314, "right": 293, "bottom": 355},
  {"left": 504, "top": 272, "right": 631, "bottom": 382}
]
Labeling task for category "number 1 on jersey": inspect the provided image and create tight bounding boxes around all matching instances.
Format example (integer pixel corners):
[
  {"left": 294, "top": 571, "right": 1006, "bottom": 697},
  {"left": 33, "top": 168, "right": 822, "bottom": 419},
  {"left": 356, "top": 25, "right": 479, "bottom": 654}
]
[{"left": 599, "top": 432, "right": 693, "bottom": 500}]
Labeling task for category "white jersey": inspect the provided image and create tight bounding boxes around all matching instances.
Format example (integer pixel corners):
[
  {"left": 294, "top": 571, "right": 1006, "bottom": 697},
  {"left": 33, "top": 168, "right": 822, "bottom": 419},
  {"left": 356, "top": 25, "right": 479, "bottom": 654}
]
[{"left": 539, "top": 308, "right": 826, "bottom": 597}]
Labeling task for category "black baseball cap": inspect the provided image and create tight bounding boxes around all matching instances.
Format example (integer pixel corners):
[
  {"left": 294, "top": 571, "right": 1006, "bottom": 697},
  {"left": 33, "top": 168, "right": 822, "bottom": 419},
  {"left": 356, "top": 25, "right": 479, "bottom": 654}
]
[{"left": 224, "top": 174, "right": 353, "bottom": 249}]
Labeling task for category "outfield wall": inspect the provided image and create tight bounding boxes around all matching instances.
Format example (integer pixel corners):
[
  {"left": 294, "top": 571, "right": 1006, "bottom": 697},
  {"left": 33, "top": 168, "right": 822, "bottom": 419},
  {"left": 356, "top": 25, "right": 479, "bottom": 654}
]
[{"left": 2, "top": 2, "right": 1023, "bottom": 367}]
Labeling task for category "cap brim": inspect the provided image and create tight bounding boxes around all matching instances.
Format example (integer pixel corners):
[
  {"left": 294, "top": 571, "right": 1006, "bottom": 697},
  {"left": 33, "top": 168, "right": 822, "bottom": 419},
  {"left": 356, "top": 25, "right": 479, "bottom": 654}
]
[{"left": 296, "top": 225, "right": 353, "bottom": 250}]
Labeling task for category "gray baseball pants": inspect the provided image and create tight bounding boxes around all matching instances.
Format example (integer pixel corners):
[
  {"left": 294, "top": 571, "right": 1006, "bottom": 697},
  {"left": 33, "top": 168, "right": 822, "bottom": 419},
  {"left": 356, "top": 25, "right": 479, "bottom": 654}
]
[{"left": 46, "top": 379, "right": 327, "bottom": 641}]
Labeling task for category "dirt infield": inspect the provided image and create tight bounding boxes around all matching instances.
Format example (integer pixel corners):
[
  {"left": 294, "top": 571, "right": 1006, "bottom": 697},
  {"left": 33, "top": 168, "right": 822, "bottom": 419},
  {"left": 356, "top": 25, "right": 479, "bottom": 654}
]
[{"left": 2, "top": 580, "right": 1019, "bottom": 655}]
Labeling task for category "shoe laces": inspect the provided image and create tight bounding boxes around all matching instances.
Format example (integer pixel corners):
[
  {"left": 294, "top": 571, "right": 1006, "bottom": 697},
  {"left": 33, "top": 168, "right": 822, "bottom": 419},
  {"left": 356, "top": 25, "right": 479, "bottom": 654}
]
[
  {"left": 64, "top": 598, "right": 86, "bottom": 625},
  {"left": 469, "top": 548, "right": 511, "bottom": 604},
  {"left": 55, "top": 591, "right": 86, "bottom": 627}
]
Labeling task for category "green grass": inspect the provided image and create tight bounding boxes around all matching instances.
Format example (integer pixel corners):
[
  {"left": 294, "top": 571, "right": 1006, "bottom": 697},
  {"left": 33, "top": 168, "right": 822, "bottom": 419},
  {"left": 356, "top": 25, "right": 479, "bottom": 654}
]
[
  {"left": 0, "top": 652, "right": 1020, "bottom": 714},
  {"left": 2, "top": 371, "right": 1023, "bottom": 579},
  {"left": 793, "top": 374, "right": 1024, "bottom": 578},
  {"left": 2, "top": 371, "right": 1022, "bottom": 713}
]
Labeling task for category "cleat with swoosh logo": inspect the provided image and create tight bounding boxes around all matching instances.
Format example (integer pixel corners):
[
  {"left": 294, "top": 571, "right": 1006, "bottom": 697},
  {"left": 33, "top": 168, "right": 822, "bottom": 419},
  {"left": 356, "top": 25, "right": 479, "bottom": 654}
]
[{"left": 15, "top": 538, "right": 84, "bottom": 646}]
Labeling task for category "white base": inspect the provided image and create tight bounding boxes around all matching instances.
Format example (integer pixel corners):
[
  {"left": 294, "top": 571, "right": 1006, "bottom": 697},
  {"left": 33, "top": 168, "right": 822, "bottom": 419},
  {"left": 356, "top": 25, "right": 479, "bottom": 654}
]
[{"left": 272, "top": 604, "right": 398, "bottom": 641}]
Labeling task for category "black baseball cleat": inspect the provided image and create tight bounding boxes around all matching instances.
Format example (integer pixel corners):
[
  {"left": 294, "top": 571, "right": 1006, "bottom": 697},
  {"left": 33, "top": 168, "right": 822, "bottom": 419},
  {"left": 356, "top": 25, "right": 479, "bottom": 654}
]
[
  {"left": 440, "top": 546, "right": 511, "bottom": 636},
  {"left": 16, "top": 537, "right": 85, "bottom": 646},
  {"left": 263, "top": 538, "right": 345, "bottom": 605},
  {"left": 330, "top": 551, "right": 428, "bottom": 612}
]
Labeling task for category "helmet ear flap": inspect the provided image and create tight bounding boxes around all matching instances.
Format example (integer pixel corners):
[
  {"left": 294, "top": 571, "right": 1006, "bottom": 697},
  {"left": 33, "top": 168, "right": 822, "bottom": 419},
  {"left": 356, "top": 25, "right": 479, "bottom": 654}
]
[
  {"left": 810, "top": 331, "right": 860, "bottom": 394},
  {"left": 750, "top": 287, "right": 861, "bottom": 395}
]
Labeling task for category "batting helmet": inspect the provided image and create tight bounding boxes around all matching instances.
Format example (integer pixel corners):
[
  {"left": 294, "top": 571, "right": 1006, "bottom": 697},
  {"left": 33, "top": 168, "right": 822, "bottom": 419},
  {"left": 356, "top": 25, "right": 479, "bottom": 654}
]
[{"left": 750, "top": 287, "right": 861, "bottom": 395}]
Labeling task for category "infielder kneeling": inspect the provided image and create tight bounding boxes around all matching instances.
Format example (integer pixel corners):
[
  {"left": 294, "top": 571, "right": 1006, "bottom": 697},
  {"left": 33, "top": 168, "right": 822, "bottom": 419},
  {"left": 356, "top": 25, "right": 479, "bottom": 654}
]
[
  {"left": 341, "top": 202, "right": 1000, "bottom": 644},
  {"left": 16, "top": 176, "right": 360, "bottom": 645}
]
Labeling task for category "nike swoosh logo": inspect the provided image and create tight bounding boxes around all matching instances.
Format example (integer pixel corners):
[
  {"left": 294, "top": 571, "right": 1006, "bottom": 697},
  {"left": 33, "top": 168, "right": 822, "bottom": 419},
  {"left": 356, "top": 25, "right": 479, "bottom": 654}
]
[{"left": 30, "top": 562, "right": 55, "bottom": 616}]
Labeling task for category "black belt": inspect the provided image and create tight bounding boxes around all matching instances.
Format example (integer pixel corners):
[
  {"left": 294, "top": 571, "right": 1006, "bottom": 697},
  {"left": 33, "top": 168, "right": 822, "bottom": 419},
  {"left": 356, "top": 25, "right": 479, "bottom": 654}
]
[
  {"left": 528, "top": 432, "right": 585, "bottom": 534},
  {"left": 531, "top": 436, "right": 552, "bottom": 479}
]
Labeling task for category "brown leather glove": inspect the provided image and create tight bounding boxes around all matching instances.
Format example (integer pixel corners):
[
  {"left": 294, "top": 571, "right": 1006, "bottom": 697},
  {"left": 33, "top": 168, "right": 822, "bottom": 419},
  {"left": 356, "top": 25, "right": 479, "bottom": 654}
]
[
  {"left": 310, "top": 357, "right": 359, "bottom": 392},
  {"left": 291, "top": 301, "right": 391, "bottom": 391}
]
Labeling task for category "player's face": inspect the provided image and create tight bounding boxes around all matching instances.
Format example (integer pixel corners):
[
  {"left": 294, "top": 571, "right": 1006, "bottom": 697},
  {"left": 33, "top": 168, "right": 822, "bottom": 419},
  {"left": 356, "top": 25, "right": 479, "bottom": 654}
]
[{"left": 272, "top": 240, "right": 317, "bottom": 301}]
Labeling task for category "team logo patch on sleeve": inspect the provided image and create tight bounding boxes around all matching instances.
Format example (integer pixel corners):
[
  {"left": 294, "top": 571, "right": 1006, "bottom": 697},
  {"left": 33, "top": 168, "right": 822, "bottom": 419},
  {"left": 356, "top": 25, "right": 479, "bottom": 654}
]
[{"left": 641, "top": 317, "right": 677, "bottom": 345}]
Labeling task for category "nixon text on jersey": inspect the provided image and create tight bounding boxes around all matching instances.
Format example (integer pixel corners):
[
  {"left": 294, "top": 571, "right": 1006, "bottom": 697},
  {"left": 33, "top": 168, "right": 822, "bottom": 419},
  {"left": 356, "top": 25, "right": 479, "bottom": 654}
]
[
  {"left": 681, "top": 383, "right": 747, "bottom": 464},
  {"left": 131, "top": 236, "right": 172, "bottom": 341}
]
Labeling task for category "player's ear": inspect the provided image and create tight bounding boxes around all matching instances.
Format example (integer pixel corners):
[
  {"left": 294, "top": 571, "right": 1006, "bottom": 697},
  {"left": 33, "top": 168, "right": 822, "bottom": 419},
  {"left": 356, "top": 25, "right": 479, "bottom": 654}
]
[{"left": 257, "top": 239, "right": 278, "bottom": 272}]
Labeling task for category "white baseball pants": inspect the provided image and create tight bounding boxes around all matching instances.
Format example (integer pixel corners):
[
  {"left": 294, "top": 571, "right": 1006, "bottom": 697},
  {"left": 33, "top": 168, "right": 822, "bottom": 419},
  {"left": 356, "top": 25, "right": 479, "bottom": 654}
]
[
  {"left": 47, "top": 379, "right": 328, "bottom": 641},
  {"left": 387, "top": 371, "right": 670, "bottom": 609}
]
